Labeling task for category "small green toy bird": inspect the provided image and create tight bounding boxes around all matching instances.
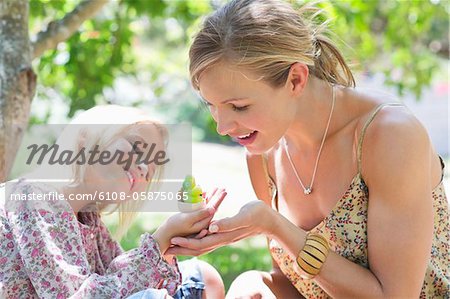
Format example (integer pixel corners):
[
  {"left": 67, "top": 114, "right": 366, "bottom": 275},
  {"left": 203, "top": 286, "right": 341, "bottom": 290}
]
[{"left": 180, "top": 175, "right": 204, "bottom": 203}]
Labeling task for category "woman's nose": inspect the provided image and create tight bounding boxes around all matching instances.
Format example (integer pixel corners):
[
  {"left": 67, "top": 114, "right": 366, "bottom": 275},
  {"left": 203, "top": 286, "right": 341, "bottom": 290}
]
[{"left": 215, "top": 109, "right": 236, "bottom": 136}]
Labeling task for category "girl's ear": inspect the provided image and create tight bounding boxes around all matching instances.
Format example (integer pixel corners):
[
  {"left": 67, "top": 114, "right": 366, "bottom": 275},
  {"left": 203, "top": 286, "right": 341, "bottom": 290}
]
[{"left": 285, "top": 62, "right": 309, "bottom": 97}]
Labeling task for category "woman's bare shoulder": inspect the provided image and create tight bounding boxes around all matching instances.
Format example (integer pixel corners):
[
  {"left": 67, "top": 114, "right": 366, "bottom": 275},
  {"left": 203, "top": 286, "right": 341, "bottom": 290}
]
[
  {"left": 358, "top": 102, "right": 428, "bottom": 147},
  {"left": 345, "top": 87, "right": 426, "bottom": 143},
  {"left": 356, "top": 103, "right": 435, "bottom": 185}
]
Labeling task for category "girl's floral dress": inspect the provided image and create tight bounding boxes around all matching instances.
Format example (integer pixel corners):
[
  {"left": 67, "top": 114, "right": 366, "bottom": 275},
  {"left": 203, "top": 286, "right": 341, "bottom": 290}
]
[{"left": 0, "top": 180, "right": 181, "bottom": 298}]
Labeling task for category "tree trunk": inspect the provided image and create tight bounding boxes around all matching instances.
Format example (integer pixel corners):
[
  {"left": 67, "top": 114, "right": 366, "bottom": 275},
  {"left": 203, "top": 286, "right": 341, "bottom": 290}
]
[{"left": 0, "top": 0, "right": 36, "bottom": 183}]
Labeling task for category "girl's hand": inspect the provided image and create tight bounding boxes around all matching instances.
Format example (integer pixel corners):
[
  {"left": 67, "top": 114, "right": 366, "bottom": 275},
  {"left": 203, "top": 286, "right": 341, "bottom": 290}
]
[
  {"left": 205, "top": 187, "right": 227, "bottom": 210},
  {"left": 153, "top": 189, "right": 227, "bottom": 254},
  {"left": 153, "top": 207, "right": 215, "bottom": 254},
  {"left": 191, "top": 187, "right": 227, "bottom": 239},
  {"left": 166, "top": 201, "right": 274, "bottom": 256}
]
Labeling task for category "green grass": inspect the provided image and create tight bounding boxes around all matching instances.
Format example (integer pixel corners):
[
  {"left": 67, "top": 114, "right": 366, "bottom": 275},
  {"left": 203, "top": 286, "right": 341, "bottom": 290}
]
[
  {"left": 103, "top": 213, "right": 272, "bottom": 290},
  {"left": 180, "top": 241, "right": 272, "bottom": 290}
]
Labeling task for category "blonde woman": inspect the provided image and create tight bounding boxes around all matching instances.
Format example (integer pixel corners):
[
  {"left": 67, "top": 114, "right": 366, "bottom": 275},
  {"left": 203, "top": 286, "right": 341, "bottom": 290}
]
[
  {"left": 167, "top": 0, "right": 449, "bottom": 298},
  {"left": 0, "top": 105, "right": 225, "bottom": 298}
]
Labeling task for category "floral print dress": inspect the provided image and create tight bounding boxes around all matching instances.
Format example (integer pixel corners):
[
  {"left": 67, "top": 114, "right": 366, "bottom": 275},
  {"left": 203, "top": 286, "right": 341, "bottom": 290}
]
[{"left": 0, "top": 180, "right": 181, "bottom": 298}]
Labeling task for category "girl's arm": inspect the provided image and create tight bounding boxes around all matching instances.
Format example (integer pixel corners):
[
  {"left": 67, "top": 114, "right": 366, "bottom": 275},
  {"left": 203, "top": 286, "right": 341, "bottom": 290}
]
[{"left": 5, "top": 189, "right": 180, "bottom": 299}]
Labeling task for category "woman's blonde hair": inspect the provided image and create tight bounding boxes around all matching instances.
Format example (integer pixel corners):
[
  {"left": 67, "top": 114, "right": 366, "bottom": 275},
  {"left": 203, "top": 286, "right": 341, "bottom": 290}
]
[
  {"left": 56, "top": 105, "right": 168, "bottom": 240},
  {"left": 189, "top": 0, "right": 355, "bottom": 89}
]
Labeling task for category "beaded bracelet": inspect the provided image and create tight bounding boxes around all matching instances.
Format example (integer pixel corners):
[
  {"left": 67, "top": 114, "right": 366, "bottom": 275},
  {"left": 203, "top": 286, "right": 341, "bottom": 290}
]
[{"left": 296, "top": 233, "right": 330, "bottom": 280}]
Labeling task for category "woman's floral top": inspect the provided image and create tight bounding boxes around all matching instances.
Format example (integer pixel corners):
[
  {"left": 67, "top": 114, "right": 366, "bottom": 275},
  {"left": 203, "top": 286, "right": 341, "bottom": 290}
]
[
  {"left": 0, "top": 180, "right": 181, "bottom": 298},
  {"left": 267, "top": 103, "right": 449, "bottom": 298},
  {"left": 269, "top": 175, "right": 449, "bottom": 298}
]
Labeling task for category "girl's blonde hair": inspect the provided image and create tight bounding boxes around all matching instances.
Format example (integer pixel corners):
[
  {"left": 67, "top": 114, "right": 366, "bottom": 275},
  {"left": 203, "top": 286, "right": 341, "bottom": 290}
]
[
  {"left": 189, "top": 0, "right": 355, "bottom": 90},
  {"left": 56, "top": 105, "right": 168, "bottom": 240}
]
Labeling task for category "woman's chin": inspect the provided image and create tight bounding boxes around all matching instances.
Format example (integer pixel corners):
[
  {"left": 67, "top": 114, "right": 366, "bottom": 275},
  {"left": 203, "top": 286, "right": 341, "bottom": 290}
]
[
  {"left": 245, "top": 146, "right": 265, "bottom": 155},
  {"left": 244, "top": 141, "right": 275, "bottom": 155}
]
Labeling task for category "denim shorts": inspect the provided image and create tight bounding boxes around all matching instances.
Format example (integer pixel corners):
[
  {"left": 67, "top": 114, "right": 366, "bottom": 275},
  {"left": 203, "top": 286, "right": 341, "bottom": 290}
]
[{"left": 127, "top": 258, "right": 205, "bottom": 299}]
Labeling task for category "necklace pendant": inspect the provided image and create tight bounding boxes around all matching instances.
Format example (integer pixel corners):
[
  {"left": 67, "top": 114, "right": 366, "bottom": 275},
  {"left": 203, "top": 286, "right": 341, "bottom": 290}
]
[{"left": 304, "top": 187, "right": 312, "bottom": 195}]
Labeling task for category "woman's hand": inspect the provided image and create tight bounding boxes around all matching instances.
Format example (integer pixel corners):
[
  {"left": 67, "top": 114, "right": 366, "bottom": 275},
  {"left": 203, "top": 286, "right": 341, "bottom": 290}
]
[
  {"left": 153, "top": 188, "right": 227, "bottom": 254},
  {"left": 166, "top": 201, "right": 275, "bottom": 256}
]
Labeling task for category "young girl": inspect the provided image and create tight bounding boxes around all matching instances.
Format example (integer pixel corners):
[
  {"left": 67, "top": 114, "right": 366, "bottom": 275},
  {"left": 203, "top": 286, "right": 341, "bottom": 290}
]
[
  {"left": 168, "top": 0, "right": 449, "bottom": 298},
  {"left": 0, "top": 105, "right": 225, "bottom": 298}
]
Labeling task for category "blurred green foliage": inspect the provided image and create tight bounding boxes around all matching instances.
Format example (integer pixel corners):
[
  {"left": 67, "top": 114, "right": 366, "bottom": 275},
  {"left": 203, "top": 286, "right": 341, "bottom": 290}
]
[
  {"left": 325, "top": 0, "right": 449, "bottom": 97},
  {"left": 184, "top": 245, "right": 272, "bottom": 291},
  {"left": 29, "top": 0, "right": 448, "bottom": 141}
]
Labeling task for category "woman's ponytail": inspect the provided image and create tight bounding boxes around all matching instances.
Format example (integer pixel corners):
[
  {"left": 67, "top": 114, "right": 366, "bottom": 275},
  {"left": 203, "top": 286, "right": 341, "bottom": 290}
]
[{"left": 311, "top": 34, "right": 355, "bottom": 87}]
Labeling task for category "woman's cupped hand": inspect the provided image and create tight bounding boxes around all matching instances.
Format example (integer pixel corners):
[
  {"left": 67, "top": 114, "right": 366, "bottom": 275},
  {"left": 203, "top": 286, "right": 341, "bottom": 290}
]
[
  {"left": 153, "top": 188, "right": 227, "bottom": 254},
  {"left": 166, "top": 201, "right": 274, "bottom": 256}
]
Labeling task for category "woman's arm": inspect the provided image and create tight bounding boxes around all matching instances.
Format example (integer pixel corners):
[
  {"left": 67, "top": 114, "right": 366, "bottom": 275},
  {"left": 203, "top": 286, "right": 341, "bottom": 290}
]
[{"left": 272, "top": 113, "right": 434, "bottom": 298}]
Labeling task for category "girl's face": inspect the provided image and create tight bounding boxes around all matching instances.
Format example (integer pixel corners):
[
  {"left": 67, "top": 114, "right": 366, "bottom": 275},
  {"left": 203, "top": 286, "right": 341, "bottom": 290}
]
[
  {"left": 198, "top": 64, "right": 297, "bottom": 154},
  {"left": 83, "top": 124, "right": 164, "bottom": 195}
]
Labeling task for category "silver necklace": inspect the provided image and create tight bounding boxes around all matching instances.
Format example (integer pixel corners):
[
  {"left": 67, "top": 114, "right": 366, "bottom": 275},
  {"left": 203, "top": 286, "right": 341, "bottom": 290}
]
[{"left": 283, "top": 85, "right": 336, "bottom": 195}]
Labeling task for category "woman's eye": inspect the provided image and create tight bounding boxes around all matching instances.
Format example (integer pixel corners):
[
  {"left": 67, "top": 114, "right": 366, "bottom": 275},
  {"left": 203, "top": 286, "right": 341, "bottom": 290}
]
[
  {"left": 200, "top": 99, "right": 248, "bottom": 112},
  {"left": 232, "top": 105, "right": 249, "bottom": 112}
]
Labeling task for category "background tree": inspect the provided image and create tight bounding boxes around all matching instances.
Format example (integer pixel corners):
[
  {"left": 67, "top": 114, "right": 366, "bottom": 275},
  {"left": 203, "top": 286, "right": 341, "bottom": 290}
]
[
  {"left": 1, "top": 0, "right": 448, "bottom": 182},
  {"left": 0, "top": 0, "right": 108, "bottom": 182}
]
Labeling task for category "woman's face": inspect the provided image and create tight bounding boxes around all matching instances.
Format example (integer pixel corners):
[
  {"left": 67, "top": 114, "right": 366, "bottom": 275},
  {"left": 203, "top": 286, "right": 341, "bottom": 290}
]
[
  {"left": 198, "top": 64, "right": 297, "bottom": 154},
  {"left": 83, "top": 124, "right": 164, "bottom": 196}
]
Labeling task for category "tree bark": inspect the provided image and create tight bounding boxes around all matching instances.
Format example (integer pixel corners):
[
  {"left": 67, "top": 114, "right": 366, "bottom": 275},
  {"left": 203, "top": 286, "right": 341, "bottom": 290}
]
[
  {"left": 0, "top": 0, "right": 36, "bottom": 183},
  {"left": 0, "top": 0, "right": 108, "bottom": 182}
]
